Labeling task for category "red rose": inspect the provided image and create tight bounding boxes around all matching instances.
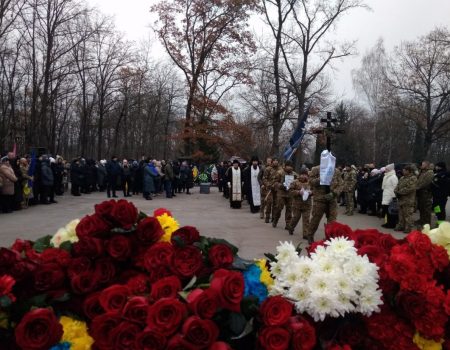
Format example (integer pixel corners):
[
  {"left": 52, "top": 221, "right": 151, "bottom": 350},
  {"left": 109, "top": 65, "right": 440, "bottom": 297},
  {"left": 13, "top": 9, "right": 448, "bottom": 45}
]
[
  {"left": 111, "top": 199, "right": 138, "bottom": 229},
  {"left": 144, "top": 242, "right": 174, "bottom": 271},
  {"left": 182, "top": 316, "right": 219, "bottom": 348},
  {"left": 289, "top": 316, "right": 316, "bottom": 350},
  {"left": 0, "top": 274, "right": 15, "bottom": 299},
  {"left": 40, "top": 248, "right": 71, "bottom": 267},
  {"left": 67, "top": 256, "right": 92, "bottom": 279},
  {"left": 210, "top": 269, "right": 244, "bottom": 313},
  {"left": 83, "top": 292, "right": 104, "bottom": 319},
  {"left": 406, "top": 231, "right": 432, "bottom": 255},
  {"left": 70, "top": 270, "right": 98, "bottom": 295},
  {"left": 260, "top": 296, "right": 293, "bottom": 326},
  {"left": 94, "top": 257, "right": 116, "bottom": 284},
  {"left": 324, "top": 222, "right": 353, "bottom": 240},
  {"left": 357, "top": 245, "right": 386, "bottom": 266},
  {"left": 91, "top": 312, "right": 122, "bottom": 349},
  {"left": 147, "top": 298, "right": 187, "bottom": 336},
  {"left": 110, "top": 321, "right": 141, "bottom": 350},
  {"left": 135, "top": 329, "right": 167, "bottom": 350},
  {"left": 172, "top": 246, "right": 203, "bottom": 278},
  {"left": 122, "top": 296, "right": 149, "bottom": 325},
  {"left": 136, "top": 217, "right": 164, "bottom": 245},
  {"left": 95, "top": 199, "right": 117, "bottom": 222},
  {"left": 34, "top": 263, "right": 65, "bottom": 292},
  {"left": 154, "top": 208, "right": 173, "bottom": 217},
  {"left": 0, "top": 248, "right": 19, "bottom": 270},
  {"left": 171, "top": 226, "right": 200, "bottom": 245},
  {"left": 187, "top": 288, "right": 218, "bottom": 319},
  {"left": 208, "top": 244, "right": 234, "bottom": 269},
  {"left": 378, "top": 233, "right": 399, "bottom": 252},
  {"left": 258, "top": 326, "right": 290, "bottom": 350},
  {"left": 106, "top": 235, "right": 132, "bottom": 261},
  {"left": 445, "top": 291, "right": 450, "bottom": 315},
  {"left": 150, "top": 275, "right": 182, "bottom": 301},
  {"left": 148, "top": 265, "right": 174, "bottom": 284},
  {"left": 166, "top": 334, "right": 197, "bottom": 350},
  {"left": 352, "top": 229, "right": 381, "bottom": 248},
  {"left": 210, "top": 342, "right": 234, "bottom": 350},
  {"left": 73, "top": 236, "right": 104, "bottom": 258},
  {"left": 99, "top": 284, "right": 131, "bottom": 313},
  {"left": 431, "top": 245, "right": 449, "bottom": 271},
  {"left": 10, "top": 239, "right": 33, "bottom": 253},
  {"left": 15, "top": 308, "right": 63, "bottom": 350},
  {"left": 76, "top": 214, "right": 111, "bottom": 238},
  {"left": 126, "top": 274, "right": 150, "bottom": 294}
]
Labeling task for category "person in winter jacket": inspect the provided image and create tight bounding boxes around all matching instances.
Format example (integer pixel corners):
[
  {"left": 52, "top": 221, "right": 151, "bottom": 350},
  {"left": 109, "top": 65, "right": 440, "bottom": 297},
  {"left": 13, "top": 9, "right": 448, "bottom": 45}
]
[
  {"left": 122, "top": 159, "right": 132, "bottom": 197},
  {"left": 416, "top": 161, "right": 434, "bottom": 227},
  {"left": 143, "top": 160, "right": 158, "bottom": 200},
  {"left": 0, "top": 157, "right": 18, "bottom": 213},
  {"left": 106, "top": 156, "right": 121, "bottom": 198},
  {"left": 381, "top": 163, "right": 399, "bottom": 228},
  {"left": 96, "top": 160, "right": 107, "bottom": 192},
  {"left": 394, "top": 164, "right": 417, "bottom": 233},
  {"left": 431, "top": 162, "right": 450, "bottom": 225},
  {"left": 40, "top": 156, "right": 56, "bottom": 204}
]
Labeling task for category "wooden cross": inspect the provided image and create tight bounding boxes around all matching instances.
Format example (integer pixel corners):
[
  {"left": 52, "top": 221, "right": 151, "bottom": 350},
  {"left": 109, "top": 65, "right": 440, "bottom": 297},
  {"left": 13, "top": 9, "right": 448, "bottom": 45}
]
[{"left": 313, "top": 112, "right": 344, "bottom": 151}]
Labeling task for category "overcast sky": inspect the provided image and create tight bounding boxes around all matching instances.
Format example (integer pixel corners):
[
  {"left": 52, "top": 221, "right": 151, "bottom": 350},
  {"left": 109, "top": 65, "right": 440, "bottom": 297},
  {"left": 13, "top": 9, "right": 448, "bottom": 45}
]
[{"left": 91, "top": 0, "right": 450, "bottom": 99}]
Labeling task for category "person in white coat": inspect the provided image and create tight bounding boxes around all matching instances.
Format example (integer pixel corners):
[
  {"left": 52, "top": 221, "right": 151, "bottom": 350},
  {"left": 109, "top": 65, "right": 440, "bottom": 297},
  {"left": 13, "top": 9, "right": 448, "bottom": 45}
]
[{"left": 381, "top": 163, "right": 398, "bottom": 228}]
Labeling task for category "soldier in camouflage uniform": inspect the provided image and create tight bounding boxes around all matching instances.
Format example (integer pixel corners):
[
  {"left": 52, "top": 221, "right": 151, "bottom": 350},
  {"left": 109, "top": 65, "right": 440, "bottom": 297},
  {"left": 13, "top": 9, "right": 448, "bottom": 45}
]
[
  {"left": 394, "top": 164, "right": 418, "bottom": 233},
  {"left": 308, "top": 166, "right": 344, "bottom": 242},
  {"left": 287, "top": 168, "right": 312, "bottom": 239},
  {"left": 259, "top": 158, "right": 272, "bottom": 219},
  {"left": 342, "top": 165, "right": 357, "bottom": 216},
  {"left": 415, "top": 161, "right": 434, "bottom": 227},
  {"left": 263, "top": 158, "right": 280, "bottom": 223},
  {"left": 272, "top": 160, "right": 297, "bottom": 229}
]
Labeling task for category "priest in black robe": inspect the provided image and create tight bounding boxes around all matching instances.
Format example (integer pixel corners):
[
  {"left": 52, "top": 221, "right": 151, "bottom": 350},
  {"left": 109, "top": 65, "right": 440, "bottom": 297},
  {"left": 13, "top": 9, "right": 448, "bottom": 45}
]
[{"left": 243, "top": 156, "right": 262, "bottom": 213}]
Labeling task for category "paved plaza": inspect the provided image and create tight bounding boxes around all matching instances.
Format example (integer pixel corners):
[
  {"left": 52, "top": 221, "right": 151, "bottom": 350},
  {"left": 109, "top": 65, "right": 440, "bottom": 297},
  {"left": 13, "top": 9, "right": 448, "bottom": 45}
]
[{"left": 1, "top": 187, "right": 447, "bottom": 258}]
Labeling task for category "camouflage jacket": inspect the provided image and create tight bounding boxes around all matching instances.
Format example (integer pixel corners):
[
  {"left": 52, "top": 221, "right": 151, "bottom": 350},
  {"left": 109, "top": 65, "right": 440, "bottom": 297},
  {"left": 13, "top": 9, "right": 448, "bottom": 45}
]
[
  {"left": 309, "top": 166, "right": 343, "bottom": 201},
  {"left": 273, "top": 169, "right": 298, "bottom": 195},
  {"left": 262, "top": 166, "right": 273, "bottom": 189},
  {"left": 416, "top": 169, "right": 434, "bottom": 195},
  {"left": 394, "top": 174, "right": 417, "bottom": 203},
  {"left": 342, "top": 169, "right": 357, "bottom": 192},
  {"left": 289, "top": 179, "right": 312, "bottom": 205}
]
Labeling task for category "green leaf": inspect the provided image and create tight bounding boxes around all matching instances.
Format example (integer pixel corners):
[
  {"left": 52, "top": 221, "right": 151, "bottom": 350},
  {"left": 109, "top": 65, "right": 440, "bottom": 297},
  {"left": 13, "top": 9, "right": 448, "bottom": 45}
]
[
  {"left": 111, "top": 227, "right": 135, "bottom": 234},
  {"left": 59, "top": 241, "right": 72, "bottom": 252},
  {"left": 27, "top": 294, "right": 48, "bottom": 308},
  {"left": 228, "top": 312, "right": 247, "bottom": 336},
  {"left": 232, "top": 256, "right": 253, "bottom": 271},
  {"left": 32, "top": 235, "right": 52, "bottom": 253},
  {"left": 53, "top": 293, "right": 70, "bottom": 303},
  {"left": 231, "top": 318, "right": 254, "bottom": 340},
  {"left": 183, "top": 276, "right": 197, "bottom": 291},
  {"left": 264, "top": 253, "right": 277, "bottom": 262},
  {"left": 138, "top": 211, "right": 148, "bottom": 221},
  {"left": 0, "top": 296, "right": 12, "bottom": 308},
  {"left": 172, "top": 235, "right": 186, "bottom": 248},
  {"left": 178, "top": 291, "right": 189, "bottom": 301}
]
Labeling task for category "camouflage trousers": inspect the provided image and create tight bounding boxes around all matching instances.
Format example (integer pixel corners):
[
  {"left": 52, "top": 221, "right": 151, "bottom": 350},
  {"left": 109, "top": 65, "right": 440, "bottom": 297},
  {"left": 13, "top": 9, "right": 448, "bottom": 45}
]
[
  {"left": 417, "top": 192, "right": 432, "bottom": 226},
  {"left": 308, "top": 199, "right": 338, "bottom": 238},
  {"left": 260, "top": 187, "right": 270, "bottom": 218},
  {"left": 272, "top": 194, "right": 292, "bottom": 226},
  {"left": 396, "top": 202, "right": 414, "bottom": 231},
  {"left": 288, "top": 201, "right": 311, "bottom": 238},
  {"left": 264, "top": 190, "right": 276, "bottom": 220},
  {"left": 345, "top": 191, "right": 355, "bottom": 214}
]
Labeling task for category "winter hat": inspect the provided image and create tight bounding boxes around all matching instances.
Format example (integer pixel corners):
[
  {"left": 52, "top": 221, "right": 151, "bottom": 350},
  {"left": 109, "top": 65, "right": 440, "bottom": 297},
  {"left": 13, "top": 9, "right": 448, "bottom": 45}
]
[
  {"left": 385, "top": 163, "right": 395, "bottom": 172},
  {"left": 49, "top": 157, "right": 56, "bottom": 164},
  {"left": 1, "top": 156, "right": 8, "bottom": 163}
]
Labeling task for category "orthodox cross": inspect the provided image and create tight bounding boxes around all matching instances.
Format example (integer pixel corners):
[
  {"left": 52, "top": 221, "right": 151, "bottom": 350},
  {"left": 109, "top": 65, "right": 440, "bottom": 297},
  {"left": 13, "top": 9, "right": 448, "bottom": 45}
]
[{"left": 313, "top": 112, "right": 345, "bottom": 151}]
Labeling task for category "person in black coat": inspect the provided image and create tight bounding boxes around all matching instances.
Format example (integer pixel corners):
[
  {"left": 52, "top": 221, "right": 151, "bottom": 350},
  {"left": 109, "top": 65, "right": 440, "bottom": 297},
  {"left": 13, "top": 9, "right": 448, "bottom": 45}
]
[
  {"left": 357, "top": 168, "right": 370, "bottom": 214},
  {"left": 243, "top": 156, "right": 262, "bottom": 213},
  {"left": 40, "top": 156, "right": 55, "bottom": 204},
  {"left": 432, "top": 162, "right": 450, "bottom": 224},
  {"left": 70, "top": 158, "right": 82, "bottom": 196},
  {"left": 106, "top": 156, "right": 121, "bottom": 198},
  {"left": 53, "top": 157, "right": 65, "bottom": 195}
]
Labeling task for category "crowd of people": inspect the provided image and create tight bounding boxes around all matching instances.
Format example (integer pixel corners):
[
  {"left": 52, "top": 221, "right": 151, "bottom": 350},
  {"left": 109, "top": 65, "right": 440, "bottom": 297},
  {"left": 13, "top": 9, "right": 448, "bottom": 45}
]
[
  {"left": 215, "top": 157, "right": 450, "bottom": 244},
  {"left": 0, "top": 153, "right": 198, "bottom": 214}
]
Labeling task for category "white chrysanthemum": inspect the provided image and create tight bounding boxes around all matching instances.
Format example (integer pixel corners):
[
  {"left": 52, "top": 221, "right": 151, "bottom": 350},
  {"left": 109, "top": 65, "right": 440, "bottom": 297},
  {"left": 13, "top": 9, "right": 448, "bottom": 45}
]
[
  {"left": 309, "top": 244, "right": 327, "bottom": 260},
  {"left": 357, "top": 285, "right": 383, "bottom": 315},
  {"left": 275, "top": 241, "right": 297, "bottom": 262},
  {"left": 326, "top": 237, "right": 357, "bottom": 257},
  {"left": 294, "top": 257, "right": 314, "bottom": 281},
  {"left": 288, "top": 284, "right": 310, "bottom": 303},
  {"left": 314, "top": 257, "right": 338, "bottom": 275},
  {"left": 270, "top": 260, "right": 284, "bottom": 278},
  {"left": 307, "top": 274, "right": 336, "bottom": 294},
  {"left": 335, "top": 273, "right": 356, "bottom": 298},
  {"left": 268, "top": 283, "right": 286, "bottom": 296},
  {"left": 308, "top": 293, "right": 339, "bottom": 321},
  {"left": 336, "top": 294, "right": 356, "bottom": 315}
]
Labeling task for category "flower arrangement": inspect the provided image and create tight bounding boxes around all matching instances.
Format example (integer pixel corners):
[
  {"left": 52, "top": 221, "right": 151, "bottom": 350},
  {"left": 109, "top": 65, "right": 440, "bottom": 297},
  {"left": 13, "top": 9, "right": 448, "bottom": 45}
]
[
  {"left": 0, "top": 201, "right": 448, "bottom": 350},
  {"left": 269, "top": 237, "right": 383, "bottom": 321}
]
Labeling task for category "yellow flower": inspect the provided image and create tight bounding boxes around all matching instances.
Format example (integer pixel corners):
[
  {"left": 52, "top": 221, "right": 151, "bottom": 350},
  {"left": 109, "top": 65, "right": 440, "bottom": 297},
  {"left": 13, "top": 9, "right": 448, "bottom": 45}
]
[
  {"left": 423, "top": 221, "right": 450, "bottom": 257},
  {"left": 413, "top": 332, "right": 443, "bottom": 350},
  {"left": 157, "top": 213, "right": 179, "bottom": 243},
  {"left": 256, "top": 259, "right": 274, "bottom": 287},
  {"left": 51, "top": 219, "right": 80, "bottom": 248},
  {"left": 59, "top": 316, "right": 94, "bottom": 350}
]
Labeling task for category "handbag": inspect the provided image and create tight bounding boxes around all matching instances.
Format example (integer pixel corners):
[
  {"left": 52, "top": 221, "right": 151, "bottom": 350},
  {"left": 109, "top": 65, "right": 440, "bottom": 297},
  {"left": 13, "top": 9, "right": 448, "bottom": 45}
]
[{"left": 388, "top": 198, "right": 399, "bottom": 215}]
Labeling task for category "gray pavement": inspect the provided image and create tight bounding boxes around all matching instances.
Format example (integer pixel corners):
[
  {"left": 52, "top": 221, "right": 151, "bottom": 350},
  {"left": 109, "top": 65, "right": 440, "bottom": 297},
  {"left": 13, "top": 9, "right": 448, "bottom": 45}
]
[{"left": 1, "top": 188, "right": 447, "bottom": 258}]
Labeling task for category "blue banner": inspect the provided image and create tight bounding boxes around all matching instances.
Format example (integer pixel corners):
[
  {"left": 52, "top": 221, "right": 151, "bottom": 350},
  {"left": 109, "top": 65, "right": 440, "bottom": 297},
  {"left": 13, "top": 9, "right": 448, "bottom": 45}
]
[{"left": 282, "top": 106, "right": 310, "bottom": 160}]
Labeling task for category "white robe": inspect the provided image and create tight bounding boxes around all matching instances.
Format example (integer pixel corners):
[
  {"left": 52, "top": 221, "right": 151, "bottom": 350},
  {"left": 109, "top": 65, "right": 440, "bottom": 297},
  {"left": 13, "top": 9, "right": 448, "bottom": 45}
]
[
  {"left": 250, "top": 166, "right": 261, "bottom": 206},
  {"left": 231, "top": 167, "right": 242, "bottom": 202}
]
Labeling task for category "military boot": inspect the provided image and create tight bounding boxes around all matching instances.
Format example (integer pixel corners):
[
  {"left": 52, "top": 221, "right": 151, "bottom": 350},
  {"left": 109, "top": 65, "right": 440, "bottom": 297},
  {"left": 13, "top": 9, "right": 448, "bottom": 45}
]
[
  {"left": 265, "top": 217, "right": 270, "bottom": 223},
  {"left": 272, "top": 219, "right": 278, "bottom": 228}
]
